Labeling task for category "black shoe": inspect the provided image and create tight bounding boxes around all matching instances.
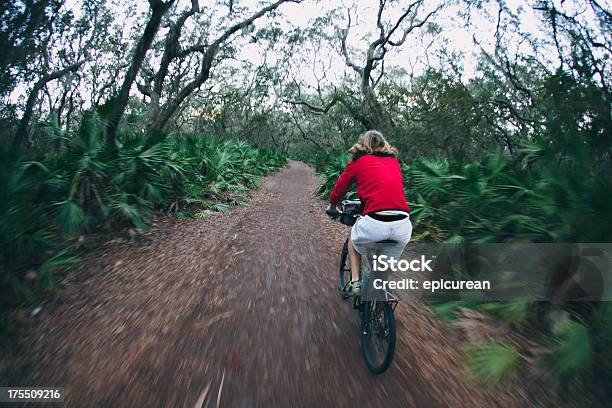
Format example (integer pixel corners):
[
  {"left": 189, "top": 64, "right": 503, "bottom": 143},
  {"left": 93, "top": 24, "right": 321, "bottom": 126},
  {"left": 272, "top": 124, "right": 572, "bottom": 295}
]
[{"left": 345, "top": 280, "right": 361, "bottom": 296}]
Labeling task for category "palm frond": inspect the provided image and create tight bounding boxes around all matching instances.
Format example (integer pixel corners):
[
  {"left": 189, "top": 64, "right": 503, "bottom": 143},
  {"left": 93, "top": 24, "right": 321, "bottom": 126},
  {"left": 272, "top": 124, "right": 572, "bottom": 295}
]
[
  {"left": 467, "top": 341, "right": 521, "bottom": 386},
  {"left": 550, "top": 318, "right": 593, "bottom": 384}
]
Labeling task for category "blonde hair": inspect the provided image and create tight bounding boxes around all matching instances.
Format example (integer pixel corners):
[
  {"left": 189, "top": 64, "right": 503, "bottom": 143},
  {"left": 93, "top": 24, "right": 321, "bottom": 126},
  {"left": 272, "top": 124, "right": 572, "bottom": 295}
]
[{"left": 348, "top": 130, "right": 398, "bottom": 156}]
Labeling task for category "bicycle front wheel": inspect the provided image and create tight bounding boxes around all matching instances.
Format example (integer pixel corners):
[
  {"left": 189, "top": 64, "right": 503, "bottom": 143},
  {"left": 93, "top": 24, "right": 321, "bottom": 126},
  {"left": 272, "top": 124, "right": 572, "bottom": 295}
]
[{"left": 361, "top": 300, "right": 396, "bottom": 374}]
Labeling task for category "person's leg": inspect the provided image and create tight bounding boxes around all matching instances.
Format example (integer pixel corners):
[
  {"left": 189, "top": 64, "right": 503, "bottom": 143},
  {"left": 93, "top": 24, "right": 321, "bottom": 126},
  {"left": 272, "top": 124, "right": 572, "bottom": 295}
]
[
  {"left": 387, "top": 217, "right": 413, "bottom": 259},
  {"left": 349, "top": 215, "right": 383, "bottom": 293},
  {"left": 348, "top": 237, "right": 361, "bottom": 282}
]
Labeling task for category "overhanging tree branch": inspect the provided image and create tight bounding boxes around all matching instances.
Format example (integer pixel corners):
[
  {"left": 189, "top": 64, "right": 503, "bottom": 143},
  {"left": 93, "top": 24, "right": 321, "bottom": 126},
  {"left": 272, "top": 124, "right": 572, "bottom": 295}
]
[
  {"left": 282, "top": 94, "right": 339, "bottom": 114},
  {"left": 336, "top": 0, "right": 442, "bottom": 130},
  {"left": 150, "top": 0, "right": 302, "bottom": 131},
  {"left": 16, "top": 58, "right": 89, "bottom": 145}
]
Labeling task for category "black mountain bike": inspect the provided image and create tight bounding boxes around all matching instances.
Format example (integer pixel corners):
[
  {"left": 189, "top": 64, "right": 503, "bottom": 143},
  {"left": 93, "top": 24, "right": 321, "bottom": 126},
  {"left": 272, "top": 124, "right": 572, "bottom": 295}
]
[{"left": 330, "top": 199, "right": 399, "bottom": 374}]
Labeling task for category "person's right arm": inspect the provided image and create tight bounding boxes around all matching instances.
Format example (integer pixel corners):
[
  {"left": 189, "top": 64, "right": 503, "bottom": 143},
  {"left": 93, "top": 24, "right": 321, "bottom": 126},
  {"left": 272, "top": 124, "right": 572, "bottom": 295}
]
[{"left": 329, "top": 160, "right": 356, "bottom": 206}]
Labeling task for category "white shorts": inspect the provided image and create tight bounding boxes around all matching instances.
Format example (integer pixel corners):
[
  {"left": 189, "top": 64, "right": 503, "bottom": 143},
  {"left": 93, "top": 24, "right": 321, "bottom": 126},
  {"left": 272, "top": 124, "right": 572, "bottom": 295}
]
[{"left": 351, "top": 214, "right": 413, "bottom": 257}]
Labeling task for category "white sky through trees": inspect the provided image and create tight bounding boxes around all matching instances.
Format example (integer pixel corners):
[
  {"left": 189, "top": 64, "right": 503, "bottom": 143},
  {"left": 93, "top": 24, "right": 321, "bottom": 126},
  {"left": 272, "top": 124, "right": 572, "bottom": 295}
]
[{"left": 13, "top": 0, "right": 609, "bottom": 110}]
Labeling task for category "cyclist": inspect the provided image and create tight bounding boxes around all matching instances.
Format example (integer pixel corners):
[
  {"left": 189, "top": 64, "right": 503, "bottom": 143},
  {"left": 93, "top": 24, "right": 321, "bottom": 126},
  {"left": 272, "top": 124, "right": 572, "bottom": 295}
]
[{"left": 326, "top": 130, "right": 412, "bottom": 296}]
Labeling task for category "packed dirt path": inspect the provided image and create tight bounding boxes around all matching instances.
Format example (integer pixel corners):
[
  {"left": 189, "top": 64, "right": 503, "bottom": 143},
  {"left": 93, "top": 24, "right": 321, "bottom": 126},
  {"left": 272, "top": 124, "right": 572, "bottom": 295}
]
[{"left": 1, "top": 161, "right": 555, "bottom": 407}]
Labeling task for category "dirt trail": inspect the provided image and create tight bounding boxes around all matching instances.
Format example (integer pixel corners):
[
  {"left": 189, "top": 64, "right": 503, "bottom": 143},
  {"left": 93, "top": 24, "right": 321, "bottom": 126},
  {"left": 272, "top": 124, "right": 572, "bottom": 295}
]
[{"left": 1, "top": 161, "right": 550, "bottom": 407}]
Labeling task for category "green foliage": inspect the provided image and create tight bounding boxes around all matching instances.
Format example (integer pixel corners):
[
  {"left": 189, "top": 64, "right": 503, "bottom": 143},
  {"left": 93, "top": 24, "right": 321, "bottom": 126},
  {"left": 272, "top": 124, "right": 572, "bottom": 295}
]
[
  {"left": 429, "top": 301, "right": 481, "bottom": 322},
  {"left": 0, "top": 115, "right": 286, "bottom": 320},
  {"left": 549, "top": 318, "right": 593, "bottom": 386},
  {"left": 467, "top": 341, "right": 521, "bottom": 386},
  {"left": 165, "top": 135, "right": 285, "bottom": 212},
  {"left": 408, "top": 152, "right": 605, "bottom": 243},
  {"left": 0, "top": 145, "right": 49, "bottom": 264},
  {"left": 310, "top": 150, "right": 351, "bottom": 199},
  {"left": 480, "top": 300, "right": 531, "bottom": 327},
  {"left": 0, "top": 0, "right": 62, "bottom": 98},
  {"left": 38, "top": 249, "right": 79, "bottom": 288},
  {"left": 391, "top": 69, "right": 503, "bottom": 159}
]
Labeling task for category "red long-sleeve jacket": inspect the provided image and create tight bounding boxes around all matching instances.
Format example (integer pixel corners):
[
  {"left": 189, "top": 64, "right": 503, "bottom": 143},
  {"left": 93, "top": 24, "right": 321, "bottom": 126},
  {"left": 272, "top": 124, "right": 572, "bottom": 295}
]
[{"left": 329, "top": 153, "right": 410, "bottom": 215}]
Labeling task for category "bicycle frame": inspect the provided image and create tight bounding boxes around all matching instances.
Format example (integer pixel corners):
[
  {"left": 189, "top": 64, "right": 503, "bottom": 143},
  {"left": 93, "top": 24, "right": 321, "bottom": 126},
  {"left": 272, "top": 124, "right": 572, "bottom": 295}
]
[{"left": 360, "top": 242, "right": 400, "bottom": 309}]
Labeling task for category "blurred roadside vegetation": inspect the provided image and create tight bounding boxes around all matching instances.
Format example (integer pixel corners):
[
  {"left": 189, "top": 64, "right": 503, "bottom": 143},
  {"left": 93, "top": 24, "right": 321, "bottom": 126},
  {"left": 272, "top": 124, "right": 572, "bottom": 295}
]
[{"left": 0, "top": 118, "right": 285, "bottom": 337}]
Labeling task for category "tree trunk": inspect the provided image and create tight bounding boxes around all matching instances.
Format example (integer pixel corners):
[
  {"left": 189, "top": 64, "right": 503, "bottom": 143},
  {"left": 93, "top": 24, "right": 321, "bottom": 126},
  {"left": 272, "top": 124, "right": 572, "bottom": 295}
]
[{"left": 105, "top": 0, "right": 175, "bottom": 142}]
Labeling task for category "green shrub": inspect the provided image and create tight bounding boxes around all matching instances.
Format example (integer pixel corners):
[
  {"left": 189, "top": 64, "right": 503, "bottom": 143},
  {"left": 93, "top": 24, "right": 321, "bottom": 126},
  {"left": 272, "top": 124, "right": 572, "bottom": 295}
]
[
  {"left": 0, "top": 116, "right": 286, "bottom": 325},
  {"left": 467, "top": 341, "right": 521, "bottom": 386}
]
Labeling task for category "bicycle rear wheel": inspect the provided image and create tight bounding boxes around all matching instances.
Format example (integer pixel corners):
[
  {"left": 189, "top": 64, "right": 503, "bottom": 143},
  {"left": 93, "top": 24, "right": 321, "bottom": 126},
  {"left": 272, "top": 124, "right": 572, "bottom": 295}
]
[
  {"left": 339, "top": 239, "right": 351, "bottom": 299},
  {"left": 361, "top": 300, "right": 396, "bottom": 374}
]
